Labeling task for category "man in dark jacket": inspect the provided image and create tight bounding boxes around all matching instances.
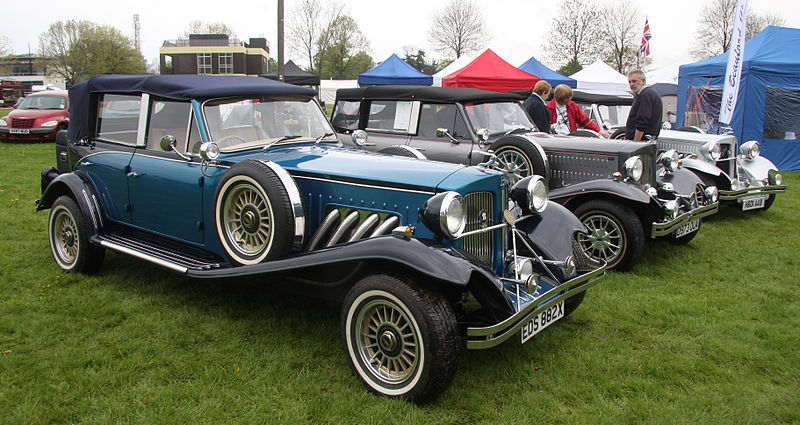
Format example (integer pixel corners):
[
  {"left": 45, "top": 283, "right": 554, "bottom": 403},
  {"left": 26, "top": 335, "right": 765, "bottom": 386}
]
[
  {"left": 625, "top": 70, "right": 663, "bottom": 141},
  {"left": 523, "top": 80, "right": 552, "bottom": 133}
]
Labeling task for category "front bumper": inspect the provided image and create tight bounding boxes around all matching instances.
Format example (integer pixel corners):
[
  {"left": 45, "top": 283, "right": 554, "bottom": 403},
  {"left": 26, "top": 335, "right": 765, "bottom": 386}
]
[
  {"left": 650, "top": 201, "right": 718, "bottom": 238},
  {"left": 0, "top": 127, "right": 58, "bottom": 141},
  {"left": 719, "top": 184, "right": 787, "bottom": 201},
  {"left": 465, "top": 264, "right": 606, "bottom": 349}
]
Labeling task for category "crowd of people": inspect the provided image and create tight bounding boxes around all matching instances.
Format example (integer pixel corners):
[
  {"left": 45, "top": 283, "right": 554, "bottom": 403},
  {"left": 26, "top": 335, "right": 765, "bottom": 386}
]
[{"left": 522, "top": 70, "right": 663, "bottom": 140}]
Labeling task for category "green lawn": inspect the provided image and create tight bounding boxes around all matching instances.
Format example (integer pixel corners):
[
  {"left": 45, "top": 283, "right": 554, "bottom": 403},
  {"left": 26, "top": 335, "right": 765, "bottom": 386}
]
[{"left": 0, "top": 142, "right": 798, "bottom": 424}]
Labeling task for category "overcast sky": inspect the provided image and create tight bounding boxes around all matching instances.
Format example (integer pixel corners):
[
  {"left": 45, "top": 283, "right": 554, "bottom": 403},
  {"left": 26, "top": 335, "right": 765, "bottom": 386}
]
[{"left": 2, "top": 0, "right": 798, "bottom": 74}]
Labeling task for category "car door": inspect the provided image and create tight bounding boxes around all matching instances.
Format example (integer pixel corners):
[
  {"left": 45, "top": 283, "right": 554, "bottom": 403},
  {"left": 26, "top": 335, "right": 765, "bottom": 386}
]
[
  {"left": 408, "top": 103, "right": 475, "bottom": 164},
  {"left": 358, "top": 100, "right": 415, "bottom": 150},
  {"left": 127, "top": 99, "right": 205, "bottom": 244}
]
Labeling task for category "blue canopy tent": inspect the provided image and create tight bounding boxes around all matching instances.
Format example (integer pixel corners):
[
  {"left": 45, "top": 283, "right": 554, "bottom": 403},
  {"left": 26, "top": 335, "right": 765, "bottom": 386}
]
[
  {"left": 357, "top": 54, "right": 433, "bottom": 86},
  {"left": 677, "top": 26, "right": 800, "bottom": 170},
  {"left": 518, "top": 56, "right": 577, "bottom": 88}
]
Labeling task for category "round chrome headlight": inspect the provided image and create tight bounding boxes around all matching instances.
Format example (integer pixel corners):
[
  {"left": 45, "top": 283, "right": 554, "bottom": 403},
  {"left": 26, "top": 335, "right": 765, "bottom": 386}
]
[
  {"left": 200, "top": 142, "right": 220, "bottom": 160},
  {"left": 664, "top": 200, "right": 679, "bottom": 219},
  {"left": 740, "top": 140, "right": 760, "bottom": 160},
  {"left": 704, "top": 186, "right": 719, "bottom": 203},
  {"left": 624, "top": 156, "right": 643, "bottom": 182},
  {"left": 41, "top": 120, "right": 60, "bottom": 128},
  {"left": 420, "top": 191, "right": 466, "bottom": 239},
  {"left": 351, "top": 129, "right": 368, "bottom": 147},
  {"left": 701, "top": 141, "right": 722, "bottom": 161},
  {"left": 659, "top": 149, "right": 680, "bottom": 172},
  {"left": 476, "top": 128, "right": 490, "bottom": 142},
  {"left": 510, "top": 175, "right": 549, "bottom": 214},
  {"left": 565, "top": 256, "right": 577, "bottom": 276},
  {"left": 510, "top": 257, "right": 535, "bottom": 281},
  {"left": 770, "top": 171, "right": 782, "bottom": 186}
]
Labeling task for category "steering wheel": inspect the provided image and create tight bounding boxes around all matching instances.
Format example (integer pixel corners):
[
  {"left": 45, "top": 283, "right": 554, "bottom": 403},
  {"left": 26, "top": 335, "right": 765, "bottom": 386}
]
[{"left": 214, "top": 135, "right": 246, "bottom": 148}]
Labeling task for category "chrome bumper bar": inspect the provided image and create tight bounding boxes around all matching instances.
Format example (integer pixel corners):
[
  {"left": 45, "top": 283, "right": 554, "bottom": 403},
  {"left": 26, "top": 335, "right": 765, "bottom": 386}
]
[
  {"left": 465, "top": 265, "right": 606, "bottom": 350},
  {"left": 650, "top": 201, "right": 719, "bottom": 238},
  {"left": 719, "top": 184, "right": 787, "bottom": 201}
]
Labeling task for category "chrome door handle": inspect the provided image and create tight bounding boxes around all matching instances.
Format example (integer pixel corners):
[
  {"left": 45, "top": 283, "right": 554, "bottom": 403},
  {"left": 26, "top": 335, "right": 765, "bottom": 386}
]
[
  {"left": 126, "top": 171, "right": 139, "bottom": 178},
  {"left": 80, "top": 161, "right": 92, "bottom": 166}
]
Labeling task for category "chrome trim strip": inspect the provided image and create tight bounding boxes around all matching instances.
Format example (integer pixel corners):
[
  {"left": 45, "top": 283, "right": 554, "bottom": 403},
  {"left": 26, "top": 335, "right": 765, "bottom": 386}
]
[
  {"left": 258, "top": 160, "right": 306, "bottom": 250},
  {"left": 293, "top": 174, "right": 436, "bottom": 195},
  {"left": 718, "top": 184, "right": 787, "bottom": 201},
  {"left": 465, "top": 265, "right": 606, "bottom": 349},
  {"left": 458, "top": 222, "right": 507, "bottom": 238},
  {"left": 99, "top": 240, "right": 188, "bottom": 273},
  {"left": 650, "top": 202, "right": 719, "bottom": 238},
  {"left": 136, "top": 93, "right": 150, "bottom": 147}
]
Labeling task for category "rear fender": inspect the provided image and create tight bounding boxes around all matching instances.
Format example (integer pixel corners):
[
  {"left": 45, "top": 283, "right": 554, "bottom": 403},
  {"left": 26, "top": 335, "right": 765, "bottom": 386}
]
[{"left": 37, "top": 171, "right": 104, "bottom": 236}]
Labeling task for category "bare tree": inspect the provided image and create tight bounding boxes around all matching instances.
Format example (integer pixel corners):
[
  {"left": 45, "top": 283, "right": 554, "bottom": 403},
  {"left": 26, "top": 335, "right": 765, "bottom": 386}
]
[
  {"left": 0, "top": 36, "right": 12, "bottom": 56},
  {"left": 544, "top": 0, "right": 604, "bottom": 73},
  {"left": 692, "top": 0, "right": 786, "bottom": 59},
  {"left": 183, "top": 20, "right": 237, "bottom": 38},
  {"left": 599, "top": 0, "right": 642, "bottom": 74},
  {"left": 287, "top": 0, "right": 344, "bottom": 72},
  {"left": 427, "top": 0, "right": 490, "bottom": 59}
]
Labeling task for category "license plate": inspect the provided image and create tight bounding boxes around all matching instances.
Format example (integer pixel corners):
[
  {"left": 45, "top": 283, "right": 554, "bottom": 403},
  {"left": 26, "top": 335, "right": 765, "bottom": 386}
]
[
  {"left": 520, "top": 301, "right": 564, "bottom": 344},
  {"left": 741, "top": 196, "right": 766, "bottom": 211},
  {"left": 10, "top": 129, "right": 30, "bottom": 134},
  {"left": 675, "top": 219, "right": 700, "bottom": 238}
]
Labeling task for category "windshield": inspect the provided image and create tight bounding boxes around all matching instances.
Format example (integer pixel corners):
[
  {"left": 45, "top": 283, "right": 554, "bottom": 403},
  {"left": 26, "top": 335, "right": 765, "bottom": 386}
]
[
  {"left": 203, "top": 98, "right": 335, "bottom": 151},
  {"left": 598, "top": 105, "right": 631, "bottom": 127},
  {"left": 18, "top": 94, "right": 66, "bottom": 110},
  {"left": 463, "top": 101, "right": 536, "bottom": 135}
]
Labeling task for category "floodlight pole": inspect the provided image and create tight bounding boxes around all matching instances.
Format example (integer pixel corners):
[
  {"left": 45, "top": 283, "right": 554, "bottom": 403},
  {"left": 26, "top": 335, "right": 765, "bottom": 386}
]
[{"left": 277, "top": 0, "right": 285, "bottom": 81}]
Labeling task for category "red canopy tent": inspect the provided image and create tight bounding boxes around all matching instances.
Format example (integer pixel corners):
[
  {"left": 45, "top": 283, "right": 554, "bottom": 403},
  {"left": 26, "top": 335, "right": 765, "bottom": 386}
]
[{"left": 442, "top": 49, "right": 539, "bottom": 92}]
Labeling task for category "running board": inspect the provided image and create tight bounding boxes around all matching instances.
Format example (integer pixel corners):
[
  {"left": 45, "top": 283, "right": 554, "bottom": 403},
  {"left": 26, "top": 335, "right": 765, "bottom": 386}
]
[{"left": 93, "top": 234, "right": 226, "bottom": 273}]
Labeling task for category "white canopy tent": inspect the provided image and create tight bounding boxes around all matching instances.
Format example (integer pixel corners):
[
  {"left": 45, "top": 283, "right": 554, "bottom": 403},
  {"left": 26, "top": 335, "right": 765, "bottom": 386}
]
[
  {"left": 570, "top": 60, "right": 630, "bottom": 95},
  {"left": 432, "top": 55, "right": 476, "bottom": 86},
  {"left": 319, "top": 79, "right": 359, "bottom": 105},
  {"left": 646, "top": 56, "right": 693, "bottom": 85}
]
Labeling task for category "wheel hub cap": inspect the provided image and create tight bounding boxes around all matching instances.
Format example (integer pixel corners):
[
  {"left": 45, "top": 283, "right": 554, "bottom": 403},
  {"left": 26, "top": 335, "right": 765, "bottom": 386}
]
[
  {"left": 241, "top": 208, "right": 259, "bottom": 233},
  {"left": 377, "top": 326, "right": 402, "bottom": 356}
]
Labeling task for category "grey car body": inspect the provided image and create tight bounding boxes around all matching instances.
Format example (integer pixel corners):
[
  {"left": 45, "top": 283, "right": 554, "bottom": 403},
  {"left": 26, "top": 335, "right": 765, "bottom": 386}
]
[{"left": 332, "top": 86, "right": 719, "bottom": 271}]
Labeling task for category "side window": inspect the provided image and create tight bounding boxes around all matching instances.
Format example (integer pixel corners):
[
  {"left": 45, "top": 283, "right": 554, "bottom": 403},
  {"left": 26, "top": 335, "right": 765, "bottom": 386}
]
[
  {"left": 418, "top": 104, "right": 457, "bottom": 138},
  {"left": 331, "top": 100, "right": 361, "bottom": 131},
  {"left": 367, "top": 100, "right": 412, "bottom": 132},
  {"left": 188, "top": 113, "right": 203, "bottom": 154},
  {"left": 97, "top": 94, "right": 141, "bottom": 145},
  {"left": 146, "top": 100, "right": 192, "bottom": 152}
]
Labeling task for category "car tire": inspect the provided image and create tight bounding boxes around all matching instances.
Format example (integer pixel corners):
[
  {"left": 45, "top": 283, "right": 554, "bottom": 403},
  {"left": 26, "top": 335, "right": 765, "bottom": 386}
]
[
  {"left": 48, "top": 195, "right": 105, "bottom": 274},
  {"left": 341, "top": 274, "right": 459, "bottom": 403},
  {"left": 214, "top": 160, "right": 294, "bottom": 265},
  {"left": 758, "top": 194, "right": 776, "bottom": 212},
  {"left": 610, "top": 129, "right": 627, "bottom": 140},
  {"left": 491, "top": 137, "right": 547, "bottom": 183},
  {"left": 563, "top": 290, "right": 586, "bottom": 318},
  {"left": 669, "top": 222, "right": 700, "bottom": 245},
  {"left": 569, "top": 129, "right": 601, "bottom": 138},
  {"left": 573, "top": 200, "right": 644, "bottom": 271}
]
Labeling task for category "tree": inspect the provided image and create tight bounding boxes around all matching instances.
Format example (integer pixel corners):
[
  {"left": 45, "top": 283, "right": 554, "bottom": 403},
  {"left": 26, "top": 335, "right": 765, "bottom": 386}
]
[
  {"left": 39, "top": 20, "right": 146, "bottom": 86},
  {"left": 402, "top": 47, "right": 440, "bottom": 75},
  {"left": 183, "top": 20, "right": 237, "bottom": 38},
  {"left": 0, "top": 36, "right": 12, "bottom": 57},
  {"left": 599, "top": 0, "right": 643, "bottom": 74},
  {"left": 691, "top": 0, "right": 786, "bottom": 59},
  {"left": 314, "top": 14, "right": 372, "bottom": 79},
  {"left": 287, "top": 0, "right": 344, "bottom": 72},
  {"left": 544, "top": 0, "right": 604, "bottom": 72},
  {"left": 428, "top": 0, "right": 490, "bottom": 59}
]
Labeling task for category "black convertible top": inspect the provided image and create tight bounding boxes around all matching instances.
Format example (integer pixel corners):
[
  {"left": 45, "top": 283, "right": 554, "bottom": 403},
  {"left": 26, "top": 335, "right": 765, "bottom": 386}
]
[{"left": 335, "top": 85, "right": 523, "bottom": 104}]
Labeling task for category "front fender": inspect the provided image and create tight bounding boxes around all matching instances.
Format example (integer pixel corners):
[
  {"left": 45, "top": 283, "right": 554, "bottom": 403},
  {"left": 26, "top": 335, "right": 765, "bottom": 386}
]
[
  {"left": 549, "top": 178, "right": 651, "bottom": 207},
  {"left": 659, "top": 166, "right": 703, "bottom": 196},
  {"left": 37, "top": 170, "right": 105, "bottom": 236},
  {"left": 516, "top": 201, "right": 584, "bottom": 261},
  {"left": 681, "top": 157, "right": 726, "bottom": 179},
  {"left": 739, "top": 155, "right": 778, "bottom": 182}
]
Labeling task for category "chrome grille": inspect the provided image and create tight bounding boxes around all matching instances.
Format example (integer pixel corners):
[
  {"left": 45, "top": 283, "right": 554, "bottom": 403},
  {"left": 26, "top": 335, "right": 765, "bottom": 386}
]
[
  {"left": 547, "top": 151, "right": 618, "bottom": 187},
  {"left": 463, "top": 192, "right": 494, "bottom": 267},
  {"left": 658, "top": 140, "right": 700, "bottom": 156},
  {"left": 639, "top": 153, "right": 654, "bottom": 188},
  {"left": 12, "top": 118, "right": 35, "bottom": 128}
]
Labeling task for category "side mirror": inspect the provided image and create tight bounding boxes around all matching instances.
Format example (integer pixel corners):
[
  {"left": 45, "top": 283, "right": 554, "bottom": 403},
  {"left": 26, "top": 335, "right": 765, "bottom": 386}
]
[
  {"left": 476, "top": 128, "right": 490, "bottom": 142},
  {"left": 351, "top": 129, "right": 368, "bottom": 147},
  {"left": 436, "top": 128, "right": 460, "bottom": 144},
  {"left": 160, "top": 135, "right": 191, "bottom": 161}
]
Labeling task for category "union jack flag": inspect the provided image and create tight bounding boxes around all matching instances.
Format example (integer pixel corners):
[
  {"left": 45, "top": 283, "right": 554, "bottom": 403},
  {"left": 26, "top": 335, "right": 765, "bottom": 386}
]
[{"left": 640, "top": 18, "right": 651, "bottom": 57}]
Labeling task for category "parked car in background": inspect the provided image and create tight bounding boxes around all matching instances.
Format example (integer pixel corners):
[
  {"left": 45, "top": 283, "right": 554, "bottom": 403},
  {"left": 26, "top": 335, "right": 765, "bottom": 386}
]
[
  {"left": 0, "top": 89, "right": 68, "bottom": 142},
  {"left": 38, "top": 75, "right": 605, "bottom": 403},
  {"left": 572, "top": 90, "right": 786, "bottom": 211},
  {"left": 332, "top": 86, "right": 719, "bottom": 271}
]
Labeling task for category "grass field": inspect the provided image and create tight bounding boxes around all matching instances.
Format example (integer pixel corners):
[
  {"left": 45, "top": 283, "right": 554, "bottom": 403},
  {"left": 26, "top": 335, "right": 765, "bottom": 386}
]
[{"left": 0, "top": 142, "right": 798, "bottom": 424}]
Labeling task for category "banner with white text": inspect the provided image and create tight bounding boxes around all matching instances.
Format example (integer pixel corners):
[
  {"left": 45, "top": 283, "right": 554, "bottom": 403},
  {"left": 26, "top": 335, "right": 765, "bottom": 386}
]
[{"left": 719, "top": 0, "right": 749, "bottom": 126}]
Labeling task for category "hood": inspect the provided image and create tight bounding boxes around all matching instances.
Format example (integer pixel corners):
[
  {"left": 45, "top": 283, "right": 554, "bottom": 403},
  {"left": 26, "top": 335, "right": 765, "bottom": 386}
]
[
  {"left": 7, "top": 108, "right": 67, "bottom": 121},
  {"left": 523, "top": 132, "right": 656, "bottom": 156},
  {"left": 230, "top": 145, "right": 504, "bottom": 193}
]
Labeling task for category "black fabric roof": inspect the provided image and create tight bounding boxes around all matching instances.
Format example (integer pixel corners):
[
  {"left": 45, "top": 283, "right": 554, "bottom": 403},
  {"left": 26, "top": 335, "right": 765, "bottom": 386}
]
[
  {"left": 571, "top": 90, "right": 633, "bottom": 105},
  {"left": 66, "top": 74, "right": 316, "bottom": 143},
  {"left": 335, "top": 85, "right": 523, "bottom": 103},
  {"left": 260, "top": 60, "right": 321, "bottom": 86}
]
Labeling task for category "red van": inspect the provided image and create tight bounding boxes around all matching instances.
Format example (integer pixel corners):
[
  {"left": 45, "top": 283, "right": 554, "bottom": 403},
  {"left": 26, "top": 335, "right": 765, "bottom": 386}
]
[{"left": 0, "top": 89, "right": 69, "bottom": 142}]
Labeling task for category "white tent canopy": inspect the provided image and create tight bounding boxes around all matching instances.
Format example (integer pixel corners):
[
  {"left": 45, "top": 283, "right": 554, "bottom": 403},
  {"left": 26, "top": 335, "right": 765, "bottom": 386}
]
[
  {"left": 570, "top": 60, "right": 630, "bottom": 95},
  {"left": 432, "top": 55, "right": 476, "bottom": 86},
  {"left": 646, "top": 56, "right": 693, "bottom": 85},
  {"left": 319, "top": 79, "right": 359, "bottom": 105}
]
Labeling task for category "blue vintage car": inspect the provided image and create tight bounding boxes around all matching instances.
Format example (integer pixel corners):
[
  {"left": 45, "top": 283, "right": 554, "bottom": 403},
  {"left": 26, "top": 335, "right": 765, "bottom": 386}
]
[{"left": 38, "top": 75, "right": 605, "bottom": 403}]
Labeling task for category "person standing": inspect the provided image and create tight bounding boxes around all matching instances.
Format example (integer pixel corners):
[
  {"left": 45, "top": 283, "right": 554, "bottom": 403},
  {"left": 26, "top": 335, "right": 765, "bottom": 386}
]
[
  {"left": 523, "top": 80, "right": 552, "bottom": 133},
  {"left": 625, "top": 70, "right": 663, "bottom": 141},
  {"left": 547, "top": 84, "right": 610, "bottom": 137}
]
